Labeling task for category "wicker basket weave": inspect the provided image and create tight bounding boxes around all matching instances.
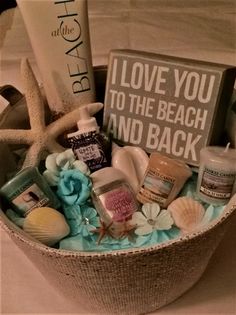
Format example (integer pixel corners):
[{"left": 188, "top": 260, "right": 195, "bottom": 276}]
[
  {"left": 0, "top": 68, "right": 236, "bottom": 314},
  {"left": 1, "top": 199, "right": 236, "bottom": 315}
]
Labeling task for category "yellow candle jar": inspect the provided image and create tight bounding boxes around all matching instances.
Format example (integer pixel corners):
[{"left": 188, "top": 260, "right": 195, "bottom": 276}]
[
  {"left": 137, "top": 153, "right": 192, "bottom": 208},
  {"left": 197, "top": 145, "right": 236, "bottom": 205}
]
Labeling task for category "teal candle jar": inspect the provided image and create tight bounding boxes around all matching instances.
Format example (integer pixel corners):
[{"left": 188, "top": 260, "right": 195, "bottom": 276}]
[{"left": 0, "top": 167, "right": 60, "bottom": 216}]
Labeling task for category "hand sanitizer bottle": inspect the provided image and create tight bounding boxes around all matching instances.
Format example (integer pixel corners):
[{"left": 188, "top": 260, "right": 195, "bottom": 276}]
[{"left": 67, "top": 107, "right": 111, "bottom": 172}]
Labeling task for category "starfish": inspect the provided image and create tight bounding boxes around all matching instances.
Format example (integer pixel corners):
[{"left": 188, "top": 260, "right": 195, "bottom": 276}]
[
  {"left": 119, "top": 221, "right": 137, "bottom": 242},
  {"left": 91, "top": 219, "right": 114, "bottom": 245},
  {"left": 0, "top": 58, "right": 103, "bottom": 169}
]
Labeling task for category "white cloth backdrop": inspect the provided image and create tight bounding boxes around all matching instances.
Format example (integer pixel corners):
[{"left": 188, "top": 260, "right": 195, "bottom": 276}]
[{"left": 1, "top": 1, "right": 236, "bottom": 314}]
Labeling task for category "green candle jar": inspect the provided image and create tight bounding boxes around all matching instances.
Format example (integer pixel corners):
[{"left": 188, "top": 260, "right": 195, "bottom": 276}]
[{"left": 0, "top": 167, "right": 60, "bottom": 216}]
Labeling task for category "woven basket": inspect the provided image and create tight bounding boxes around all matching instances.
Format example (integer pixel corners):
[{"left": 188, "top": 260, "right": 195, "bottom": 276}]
[{"left": 1, "top": 67, "right": 236, "bottom": 315}]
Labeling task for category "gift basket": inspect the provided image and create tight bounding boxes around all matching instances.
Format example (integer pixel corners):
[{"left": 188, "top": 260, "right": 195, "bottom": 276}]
[{"left": 1, "top": 1, "right": 236, "bottom": 314}]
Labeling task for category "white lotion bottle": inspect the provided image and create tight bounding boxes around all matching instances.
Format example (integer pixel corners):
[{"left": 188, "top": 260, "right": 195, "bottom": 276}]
[{"left": 16, "top": 0, "right": 95, "bottom": 117}]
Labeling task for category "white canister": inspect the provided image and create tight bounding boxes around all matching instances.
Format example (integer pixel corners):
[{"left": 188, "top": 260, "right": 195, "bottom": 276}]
[{"left": 197, "top": 145, "right": 236, "bottom": 205}]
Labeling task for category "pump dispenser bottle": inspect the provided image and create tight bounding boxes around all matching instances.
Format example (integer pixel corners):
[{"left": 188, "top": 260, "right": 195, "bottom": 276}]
[{"left": 67, "top": 107, "right": 110, "bottom": 172}]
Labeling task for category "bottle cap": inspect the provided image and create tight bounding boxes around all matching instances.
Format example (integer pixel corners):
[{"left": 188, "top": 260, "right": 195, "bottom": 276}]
[
  {"left": 91, "top": 167, "right": 127, "bottom": 189},
  {"left": 77, "top": 107, "right": 99, "bottom": 133}
]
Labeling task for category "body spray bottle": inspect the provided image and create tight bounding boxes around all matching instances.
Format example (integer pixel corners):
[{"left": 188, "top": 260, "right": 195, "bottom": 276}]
[{"left": 67, "top": 107, "right": 110, "bottom": 172}]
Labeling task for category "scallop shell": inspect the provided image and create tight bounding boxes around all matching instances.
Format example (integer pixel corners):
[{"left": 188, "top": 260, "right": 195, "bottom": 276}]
[
  {"left": 167, "top": 197, "right": 205, "bottom": 233},
  {"left": 23, "top": 207, "right": 70, "bottom": 246}
]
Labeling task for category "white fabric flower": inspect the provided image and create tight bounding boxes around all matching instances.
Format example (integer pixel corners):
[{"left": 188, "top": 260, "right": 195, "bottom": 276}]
[
  {"left": 130, "top": 203, "right": 174, "bottom": 235},
  {"left": 43, "top": 149, "right": 90, "bottom": 186}
]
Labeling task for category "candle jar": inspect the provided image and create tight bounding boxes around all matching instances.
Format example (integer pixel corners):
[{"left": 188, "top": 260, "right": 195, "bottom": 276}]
[
  {"left": 197, "top": 146, "right": 236, "bottom": 205},
  {"left": 0, "top": 167, "right": 60, "bottom": 216},
  {"left": 91, "top": 167, "right": 139, "bottom": 238},
  {"left": 137, "top": 153, "right": 192, "bottom": 208}
]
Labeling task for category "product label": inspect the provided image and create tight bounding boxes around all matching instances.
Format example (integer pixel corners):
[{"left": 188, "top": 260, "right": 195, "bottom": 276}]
[
  {"left": 137, "top": 169, "right": 175, "bottom": 206},
  {"left": 103, "top": 50, "right": 236, "bottom": 166},
  {"left": 99, "top": 186, "right": 137, "bottom": 222},
  {"left": 68, "top": 131, "right": 109, "bottom": 172},
  {"left": 75, "top": 144, "right": 101, "bottom": 161},
  {"left": 200, "top": 167, "right": 236, "bottom": 200},
  {"left": 12, "top": 183, "right": 50, "bottom": 216},
  {"left": 53, "top": 0, "right": 92, "bottom": 96}
]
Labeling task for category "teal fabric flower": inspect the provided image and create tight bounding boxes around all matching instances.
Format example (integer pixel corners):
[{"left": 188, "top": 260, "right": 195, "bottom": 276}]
[
  {"left": 63, "top": 204, "right": 99, "bottom": 237},
  {"left": 59, "top": 227, "right": 180, "bottom": 252},
  {"left": 57, "top": 169, "right": 92, "bottom": 205},
  {"left": 59, "top": 232, "right": 151, "bottom": 252},
  {"left": 135, "top": 226, "right": 179, "bottom": 248},
  {"left": 43, "top": 149, "right": 90, "bottom": 186},
  {"left": 97, "top": 235, "right": 131, "bottom": 250},
  {"left": 130, "top": 203, "right": 174, "bottom": 236},
  {"left": 199, "top": 204, "right": 225, "bottom": 228},
  {"left": 58, "top": 173, "right": 225, "bottom": 253},
  {"left": 60, "top": 234, "right": 98, "bottom": 252}
]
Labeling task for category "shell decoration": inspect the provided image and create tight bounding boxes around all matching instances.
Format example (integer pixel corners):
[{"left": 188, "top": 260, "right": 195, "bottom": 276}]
[
  {"left": 167, "top": 196, "right": 205, "bottom": 233},
  {"left": 23, "top": 207, "right": 70, "bottom": 246}
]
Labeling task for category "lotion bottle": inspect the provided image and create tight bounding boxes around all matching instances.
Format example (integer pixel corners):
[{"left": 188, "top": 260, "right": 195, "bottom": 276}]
[
  {"left": 16, "top": 0, "right": 95, "bottom": 118},
  {"left": 67, "top": 107, "right": 110, "bottom": 172}
]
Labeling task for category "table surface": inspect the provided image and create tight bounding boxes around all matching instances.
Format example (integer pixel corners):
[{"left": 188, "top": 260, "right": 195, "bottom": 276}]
[{"left": 1, "top": 2, "right": 236, "bottom": 314}]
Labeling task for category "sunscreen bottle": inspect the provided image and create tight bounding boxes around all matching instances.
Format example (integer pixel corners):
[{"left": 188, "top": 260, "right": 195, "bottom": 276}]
[{"left": 16, "top": 0, "right": 95, "bottom": 118}]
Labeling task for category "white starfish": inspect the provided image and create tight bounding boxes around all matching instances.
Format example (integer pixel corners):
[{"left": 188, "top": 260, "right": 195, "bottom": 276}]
[{"left": 0, "top": 58, "right": 103, "bottom": 169}]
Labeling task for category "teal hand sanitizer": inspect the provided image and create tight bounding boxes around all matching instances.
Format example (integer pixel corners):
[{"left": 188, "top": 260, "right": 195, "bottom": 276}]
[{"left": 67, "top": 107, "right": 111, "bottom": 172}]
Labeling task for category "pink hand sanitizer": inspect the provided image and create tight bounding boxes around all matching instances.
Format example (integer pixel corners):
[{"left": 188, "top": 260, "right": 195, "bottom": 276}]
[{"left": 67, "top": 107, "right": 111, "bottom": 172}]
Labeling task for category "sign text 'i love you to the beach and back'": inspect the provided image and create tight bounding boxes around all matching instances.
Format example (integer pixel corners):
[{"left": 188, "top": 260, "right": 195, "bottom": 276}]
[{"left": 103, "top": 50, "right": 236, "bottom": 166}]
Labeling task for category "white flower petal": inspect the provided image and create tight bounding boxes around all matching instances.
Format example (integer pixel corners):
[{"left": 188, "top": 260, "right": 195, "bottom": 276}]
[
  {"left": 64, "top": 148, "right": 75, "bottom": 159},
  {"left": 142, "top": 203, "right": 160, "bottom": 220},
  {"left": 73, "top": 160, "right": 90, "bottom": 175},
  {"left": 65, "top": 149, "right": 77, "bottom": 164},
  {"left": 135, "top": 224, "right": 153, "bottom": 235},
  {"left": 62, "top": 160, "right": 71, "bottom": 170},
  {"left": 56, "top": 149, "right": 76, "bottom": 169},
  {"left": 43, "top": 170, "right": 59, "bottom": 186},
  {"left": 130, "top": 212, "right": 147, "bottom": 226},
  {"left": 155, "top": 210, "right": 174, "bottom": 230},
  {"left": 45, "top": 153, "right": 59, "bottom": 172}
]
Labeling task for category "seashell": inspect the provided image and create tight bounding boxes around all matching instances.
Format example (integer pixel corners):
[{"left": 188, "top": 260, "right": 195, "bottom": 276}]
[
  {"left": 111, "top": 143, "right": 150, "bottom": 193},
  {"left": 167, "top": 197, "right": 205, "bottom": 233},
  {"left": 111, "top": 143, "right": 139, "bottom": 193},
  {"left": 23, "top": 207, "right": 70, "bottom": 246},
  {"left": 123, "top": 146, "right": 149, "bottom": 182}
]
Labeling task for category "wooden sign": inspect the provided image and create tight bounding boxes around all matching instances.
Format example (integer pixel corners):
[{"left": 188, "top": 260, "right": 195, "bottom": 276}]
[{"left": 103, "top": 50, "right": 236, "bottom": 166}]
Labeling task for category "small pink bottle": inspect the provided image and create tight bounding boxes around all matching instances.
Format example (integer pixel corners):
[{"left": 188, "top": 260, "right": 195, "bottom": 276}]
[{"left": 91, "top": 167, "right": 140, "bottom": 237}]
